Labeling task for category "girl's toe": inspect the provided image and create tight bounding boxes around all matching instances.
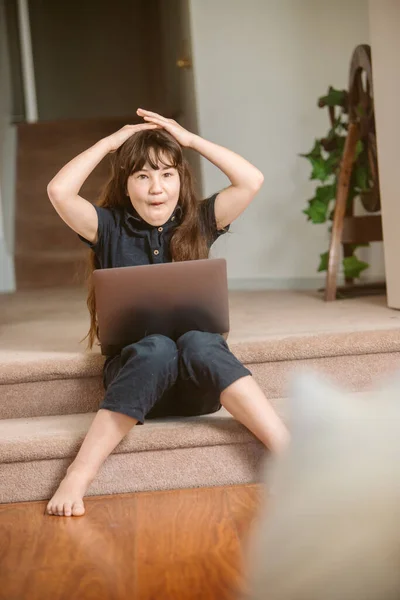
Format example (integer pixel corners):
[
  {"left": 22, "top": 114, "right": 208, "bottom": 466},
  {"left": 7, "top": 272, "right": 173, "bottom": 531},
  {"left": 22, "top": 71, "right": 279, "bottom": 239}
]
[
  {"left": 72, "top": 501, "right": 85, "bottom": 517},
  {"left": 64, "top": 503, "right": 72, "bottom": 516}
]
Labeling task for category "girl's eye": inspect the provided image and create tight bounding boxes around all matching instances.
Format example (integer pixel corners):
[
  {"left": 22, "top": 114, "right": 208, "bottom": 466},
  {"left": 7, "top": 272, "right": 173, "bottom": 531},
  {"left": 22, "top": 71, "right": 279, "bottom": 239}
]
[
  {"left": 164, "top": 172, "right": 173, "bottom": 177},
  {"left": 138, "top": 174, "right": 148, "bottom": 179}
]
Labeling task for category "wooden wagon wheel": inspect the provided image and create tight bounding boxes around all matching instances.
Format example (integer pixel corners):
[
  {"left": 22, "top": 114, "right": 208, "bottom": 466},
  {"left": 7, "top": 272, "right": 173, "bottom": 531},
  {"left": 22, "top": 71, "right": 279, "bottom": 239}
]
[
  {"left": 348, "top": 44, "right": 380, "bottom": 212},
  {"left": 324, "top": 45, "right": 383, "bottom": 301}
]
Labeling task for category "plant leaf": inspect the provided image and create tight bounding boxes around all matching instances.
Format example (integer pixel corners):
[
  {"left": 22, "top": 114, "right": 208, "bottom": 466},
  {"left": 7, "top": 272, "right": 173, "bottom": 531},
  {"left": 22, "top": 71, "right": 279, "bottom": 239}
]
[
  {"left": 343, "top": 255, "right": 369, "bottom": 279},
  {"left": 355, "top": 140, "right": 364, "bottom": 158},
  {"left": 303, "top": 185, "right": 336, "bottom": 223},
  {"left": 318, "top": 251, "right": 329, "bottom": 272},
  {"left": 315, "top": 184, "right": 336, "bottom": 203},
  {"left": 354, "top": 164, "right": 369, "bottom": 191},
  {"left": 318, "top": 88, "right": 347, "bottom": 107},
  {"left": 309, "top": 156, "right": 331, "bottom": 182},
  {"left": 326, "top": 150, "right": 342, "bottom": 172},
  {"left": 300, "top": 139, "right": 322, "bottom": 160},
  {"left": 303, "top": 199, "right": 329, "bottom": 223},
  {"left": 326, "top": 117, "right": 344, "bottom": 140}
]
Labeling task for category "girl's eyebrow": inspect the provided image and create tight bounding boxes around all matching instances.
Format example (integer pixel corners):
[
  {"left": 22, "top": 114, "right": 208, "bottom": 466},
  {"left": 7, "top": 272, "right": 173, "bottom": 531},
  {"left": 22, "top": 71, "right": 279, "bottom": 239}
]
[{"left": 137, "top": 166, "right": 175, "bottom": 172}]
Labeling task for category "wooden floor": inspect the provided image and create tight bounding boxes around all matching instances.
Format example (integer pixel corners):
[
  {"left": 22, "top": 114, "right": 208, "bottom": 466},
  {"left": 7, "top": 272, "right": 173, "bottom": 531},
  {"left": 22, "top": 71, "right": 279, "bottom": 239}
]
[{"left": 0, "top": 483, "right": 264, "bottom": 600}]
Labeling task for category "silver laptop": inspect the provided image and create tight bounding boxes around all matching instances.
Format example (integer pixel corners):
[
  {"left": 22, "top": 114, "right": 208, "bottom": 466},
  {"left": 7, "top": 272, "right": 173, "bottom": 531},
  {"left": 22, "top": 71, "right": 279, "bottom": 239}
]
[{"left": 93, "top": 258, "right": 230, "bottom": 356}]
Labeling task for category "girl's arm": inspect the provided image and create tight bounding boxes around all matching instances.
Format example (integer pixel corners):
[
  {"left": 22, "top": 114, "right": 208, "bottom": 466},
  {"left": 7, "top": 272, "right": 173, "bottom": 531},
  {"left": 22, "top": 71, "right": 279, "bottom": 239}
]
[
  {"left": 188, "top": 134, "right": 264, "bottom": 229},
  {"left": 47, "top": 123, "right": 158, "bottom": 201},
  {"left": 137, "top": 109, "right": 264, "bottom": 229},
  {"left": 47, "top": 123, "right": 158, "bottom": 243}
]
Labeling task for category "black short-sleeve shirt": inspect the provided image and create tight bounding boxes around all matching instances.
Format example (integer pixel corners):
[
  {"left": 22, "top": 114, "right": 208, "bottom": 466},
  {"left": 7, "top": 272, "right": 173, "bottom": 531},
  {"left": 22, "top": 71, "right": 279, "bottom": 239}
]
[{"left": 78, "top": 192, "right": 229, "bottom": 269}]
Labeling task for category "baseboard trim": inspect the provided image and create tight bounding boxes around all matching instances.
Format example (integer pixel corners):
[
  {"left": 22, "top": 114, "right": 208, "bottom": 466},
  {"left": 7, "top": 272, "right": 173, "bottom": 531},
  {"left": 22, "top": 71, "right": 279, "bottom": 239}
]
[{"left": 227, "top": 276, "right": 384, "bottom": 291}]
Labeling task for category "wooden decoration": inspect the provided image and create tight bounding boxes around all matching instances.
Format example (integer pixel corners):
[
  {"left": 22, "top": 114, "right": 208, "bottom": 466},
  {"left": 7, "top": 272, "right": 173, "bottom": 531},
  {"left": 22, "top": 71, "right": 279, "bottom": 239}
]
[{"left": 324, "top": 45, "right": 384, "bottom": 301}]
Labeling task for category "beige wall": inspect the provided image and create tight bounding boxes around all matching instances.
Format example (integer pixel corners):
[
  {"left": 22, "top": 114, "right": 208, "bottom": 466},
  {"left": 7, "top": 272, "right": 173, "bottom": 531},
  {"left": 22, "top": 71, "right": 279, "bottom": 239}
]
[
  {"left": 189, "top": 0, "right": 373, "bottom": 288},
  {"left": 368, "top": 0, "right": 400, "bottom": 308}
]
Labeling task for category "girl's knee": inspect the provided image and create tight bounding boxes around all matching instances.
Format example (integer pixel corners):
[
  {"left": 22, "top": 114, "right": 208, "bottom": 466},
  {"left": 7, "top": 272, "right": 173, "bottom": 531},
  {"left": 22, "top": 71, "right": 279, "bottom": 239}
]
[
  {"left": 177, "top": 330, "right": 223, "bottom": 350},
  {"left": 122, "top": 334, "right": 178, "bottom": 364},
  {"left": 177, "top": 330, "right": 224, "bottom": 368}
]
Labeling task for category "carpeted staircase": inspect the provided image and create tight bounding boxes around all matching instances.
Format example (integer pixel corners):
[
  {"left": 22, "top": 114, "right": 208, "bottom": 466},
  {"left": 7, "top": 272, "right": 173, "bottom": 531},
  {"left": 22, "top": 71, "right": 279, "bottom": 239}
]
[
  {"left": 8, "top": 119, "right": 399, "bottom": 507},
  {"left": 1, "top": 289, "right": 400, "bottom": 504}
]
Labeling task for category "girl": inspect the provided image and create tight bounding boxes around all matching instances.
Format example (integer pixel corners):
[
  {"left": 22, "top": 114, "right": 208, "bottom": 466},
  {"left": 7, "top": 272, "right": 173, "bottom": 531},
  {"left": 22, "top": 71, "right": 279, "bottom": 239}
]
[{"left": 46, "top": 109, "right": 289, "bottom": 517}]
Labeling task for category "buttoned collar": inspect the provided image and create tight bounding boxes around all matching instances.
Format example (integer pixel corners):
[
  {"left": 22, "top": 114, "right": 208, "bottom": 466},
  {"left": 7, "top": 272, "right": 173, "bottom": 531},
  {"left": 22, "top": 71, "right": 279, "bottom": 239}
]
[{"left": 124, "top": 203, "right": 182, "bottom": 230}]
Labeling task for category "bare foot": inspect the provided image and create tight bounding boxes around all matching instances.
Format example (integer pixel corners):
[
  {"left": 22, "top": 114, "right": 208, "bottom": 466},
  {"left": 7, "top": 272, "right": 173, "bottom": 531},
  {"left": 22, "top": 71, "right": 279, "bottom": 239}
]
[{"left": 46, "top": 467, "right": 94, "bottom": 517}]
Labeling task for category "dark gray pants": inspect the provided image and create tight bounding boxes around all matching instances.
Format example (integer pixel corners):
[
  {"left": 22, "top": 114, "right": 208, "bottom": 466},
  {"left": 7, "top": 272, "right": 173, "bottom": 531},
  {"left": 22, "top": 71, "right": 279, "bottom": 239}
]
[{"left": 102, "top": 331, "right": 251, "bottom": 424}]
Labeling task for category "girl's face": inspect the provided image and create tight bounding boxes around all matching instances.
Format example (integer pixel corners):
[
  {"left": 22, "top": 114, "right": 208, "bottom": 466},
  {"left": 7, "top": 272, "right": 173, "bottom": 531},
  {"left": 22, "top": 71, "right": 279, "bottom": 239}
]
[{"left": 126, "top": 155, "right": 180, "bottom": 226}]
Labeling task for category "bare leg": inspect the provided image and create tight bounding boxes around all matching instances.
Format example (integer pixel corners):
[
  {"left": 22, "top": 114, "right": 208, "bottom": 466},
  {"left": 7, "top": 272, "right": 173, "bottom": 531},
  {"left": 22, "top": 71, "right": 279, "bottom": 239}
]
[
  {"left": 220, "top": 376, "right": 289, "bottom": 453},
  {"left": 46, "top": 409, "right": 138, "bottom": 517}
]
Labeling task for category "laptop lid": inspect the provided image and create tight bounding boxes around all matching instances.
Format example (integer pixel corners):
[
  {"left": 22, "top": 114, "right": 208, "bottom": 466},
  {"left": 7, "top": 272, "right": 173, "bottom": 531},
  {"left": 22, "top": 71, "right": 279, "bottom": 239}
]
[{"left": 93, "top": 258, "right": 230, "bottom": 356}]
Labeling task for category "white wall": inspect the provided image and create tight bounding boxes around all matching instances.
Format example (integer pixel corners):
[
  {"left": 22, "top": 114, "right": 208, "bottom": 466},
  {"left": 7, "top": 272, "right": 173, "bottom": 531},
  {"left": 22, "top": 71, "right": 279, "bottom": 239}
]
[
  {"left": 0, "top": 0, "right": 17, "bottom": 293},
  {"left": 368, "top": 0, "right": 400, "bottom": 308},
  {"left": 189, "top": 0, "right": 379, "bottom": 288}
]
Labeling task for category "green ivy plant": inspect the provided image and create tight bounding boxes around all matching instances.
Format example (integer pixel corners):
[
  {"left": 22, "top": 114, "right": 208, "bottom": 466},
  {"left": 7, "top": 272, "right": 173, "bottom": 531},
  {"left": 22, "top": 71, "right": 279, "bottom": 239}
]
[{"left": 301, "top": 86, "right": 371, "bottom": 280}]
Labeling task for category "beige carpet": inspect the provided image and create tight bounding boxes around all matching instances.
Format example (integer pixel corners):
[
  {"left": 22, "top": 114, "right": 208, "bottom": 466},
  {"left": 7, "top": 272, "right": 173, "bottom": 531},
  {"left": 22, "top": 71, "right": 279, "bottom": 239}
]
[
  {"left": 1, "top": 288, "right": 400, "bottom": 504},
  {"left": 1, "top": 287, "right": 400, "bottom": 352}
]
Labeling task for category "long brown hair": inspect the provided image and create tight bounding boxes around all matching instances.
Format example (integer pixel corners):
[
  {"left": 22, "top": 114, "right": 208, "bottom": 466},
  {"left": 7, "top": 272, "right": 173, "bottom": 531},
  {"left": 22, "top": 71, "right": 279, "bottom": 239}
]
[{"left": 80, "top": 129, "right": 211, "bottom": 351}]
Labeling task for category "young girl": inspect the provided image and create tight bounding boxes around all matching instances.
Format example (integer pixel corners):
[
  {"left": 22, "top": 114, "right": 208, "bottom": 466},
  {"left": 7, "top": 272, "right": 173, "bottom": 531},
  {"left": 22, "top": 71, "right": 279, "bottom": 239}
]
[{"left": 46, "top": 109, "right": 289, "bottom": 517}]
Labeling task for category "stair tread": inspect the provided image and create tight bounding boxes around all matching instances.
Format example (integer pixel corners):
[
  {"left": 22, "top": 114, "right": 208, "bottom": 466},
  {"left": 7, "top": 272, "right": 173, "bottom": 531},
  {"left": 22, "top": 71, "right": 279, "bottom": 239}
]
[
  {"left": 0, "top": 408, "right": 262, "bottom": 464},
  {"left": 15, "top": 249, "right": 86, "bottom": 260},
  {"left": 0, "top": 350, "right": 103, "bottom": 384},
  {"left": 1, "top": 326, "right": 400, "bottom": 385}
]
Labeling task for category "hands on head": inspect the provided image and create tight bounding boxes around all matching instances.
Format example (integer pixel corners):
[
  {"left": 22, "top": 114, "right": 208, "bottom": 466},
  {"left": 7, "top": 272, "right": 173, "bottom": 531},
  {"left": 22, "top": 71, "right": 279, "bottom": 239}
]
[
  {"left": 105, "top": 110, "right": 195, "bottom": 153},
  {"left": 136, "top": 109, "right": 194, "bottom": 148}
]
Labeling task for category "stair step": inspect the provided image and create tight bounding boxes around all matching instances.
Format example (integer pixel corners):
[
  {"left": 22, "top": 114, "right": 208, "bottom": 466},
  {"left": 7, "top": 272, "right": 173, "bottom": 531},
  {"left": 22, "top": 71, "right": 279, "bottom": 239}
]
[
  {"left": 15, "top": 249, "right": 86, "bottom": 261},
  {"left": 14, "top": 117, "right": 138, "bottom": 289},
  {"left": 0, "top": 407, "right": 267, "bottom": 464},
  {"left": 16, "top": 182, "right": 105, "bottom": 216},
  {"left": 2, "top": 332, "right": 400, "bottom": 421},
  {"left": 0, "top": 350, "right": 102, "bottom": 385},
  {"left": 14, "top": 251, "right": 88, "bottom": 289},
  {"left": 15, "top": 214, "right": 84, "bottom": 254},
  {"left": 0, "top": 408, "right": 267, "bottom": 504},
  {"left": 2, "top": 328, "right": 400, "bottom": 385}
]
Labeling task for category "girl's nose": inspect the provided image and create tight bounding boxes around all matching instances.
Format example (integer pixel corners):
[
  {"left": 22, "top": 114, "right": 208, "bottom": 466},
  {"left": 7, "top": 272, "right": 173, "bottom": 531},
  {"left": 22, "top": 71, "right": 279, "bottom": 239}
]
[{"left": 149, "top": 178, "right": 163, "bottom": 193}]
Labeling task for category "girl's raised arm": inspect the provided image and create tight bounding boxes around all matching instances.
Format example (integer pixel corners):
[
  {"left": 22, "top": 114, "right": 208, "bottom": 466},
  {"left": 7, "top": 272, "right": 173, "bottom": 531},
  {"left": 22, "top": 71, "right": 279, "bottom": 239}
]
[
  {"left": 137, "top": 109, "right": 264, "bottom": 229},
  {"left": 47, "top": 123, "right": 158, "bottom": 243}
]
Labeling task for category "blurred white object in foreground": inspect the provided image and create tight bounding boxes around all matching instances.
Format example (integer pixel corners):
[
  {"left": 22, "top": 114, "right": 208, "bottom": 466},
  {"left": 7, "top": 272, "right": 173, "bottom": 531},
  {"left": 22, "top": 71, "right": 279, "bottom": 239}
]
[{"left": 242, "top": 370, "right": 400, "bottom": 600}]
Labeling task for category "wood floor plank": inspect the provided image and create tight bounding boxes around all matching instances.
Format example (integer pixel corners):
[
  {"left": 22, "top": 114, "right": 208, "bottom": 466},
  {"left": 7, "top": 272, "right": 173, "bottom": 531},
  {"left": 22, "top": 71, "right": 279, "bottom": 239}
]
[
  {"left": 0, "top": 501, "right": 44, "bottom": 600},
  {"left": 0, "top": 485, "right": 263, "bottom": 600},
  {"left": 134, "top": 486, "right": 246, "bottom": 600},
  {"left": 224, "top": 484, "right": 264, "bottom": 540},
  {"left": 0, "top": 496, "right": 138, "bottom": 600},
  {"left": 223, "top": 484, "right": 265, "bottom": 599}
]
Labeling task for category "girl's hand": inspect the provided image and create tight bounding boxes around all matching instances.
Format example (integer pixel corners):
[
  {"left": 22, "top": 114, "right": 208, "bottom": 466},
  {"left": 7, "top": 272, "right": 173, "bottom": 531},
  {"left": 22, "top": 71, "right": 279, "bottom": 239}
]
[
  {"left": 105, "top": 123, "right": 160, "bottom": 152},
  {"left": 137, "top": 109, "right": 195, "bottom": 147}
]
